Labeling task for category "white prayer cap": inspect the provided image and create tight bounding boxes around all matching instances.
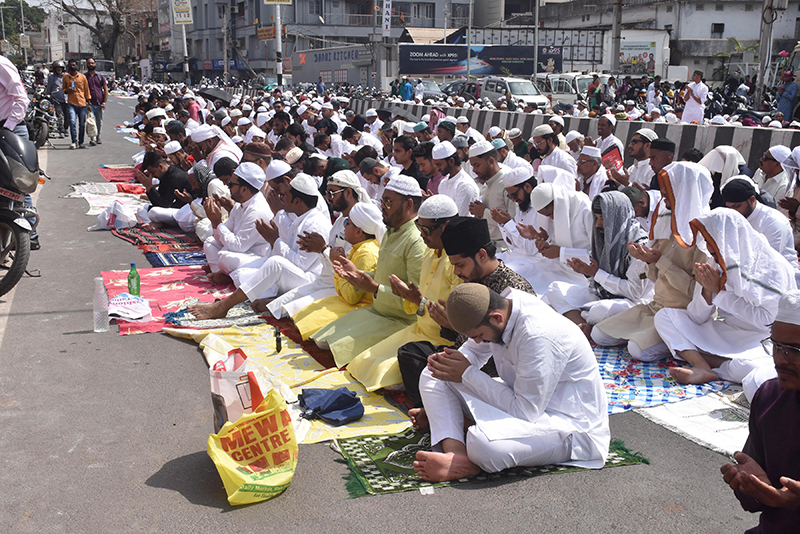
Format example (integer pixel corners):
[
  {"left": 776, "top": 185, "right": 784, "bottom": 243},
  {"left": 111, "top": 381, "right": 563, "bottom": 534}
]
[
  {"left": 297, "top": 105, "right": 308, "bottom": 115},
  {"left": 237, "top": 117, "right": 252, "bottom": 126},
  {"left": 349, "top": 202, "right": 386, "bottom": 243},
  {"left": 625, "top": 100, "right": 635, "bottom": 106},
  {"left": 230, "top": 135, "right": 244, "bottom": 144},
  {"left": 310, "top": 102, "right": 322, "bottom": 111},
  {"left": 146, "top": 108, "right": 167, "bottom": 120},
  {"left": 432, "top": 141, "right": 456, "bottom": 160},
  {"left": 548, "top": 115, "right": 564, "bottom": 127},
  {"left": 321, "top": 102, "right": 334, "bottom": 110},
  {"left": 221, "top": 116, "right": 231, "bottom": 127},
  {"left": 152, "top": 127, "right": 167, "bottom": 135},
  {"left": 443, "top": 116, "right": 458, "bottom": 124},
  {"left": 564, "top": 130, "right": 584, "bottom": 143},
  {"left": 163, "top": 140, "right": 182, "bottom": 155},
  {"left": 581, "top": 146, "right": 602, "bottom": 158},
  {"left": 230, "top": 98, "right": 241, "bottom": 106},
  {"left": 456, "top": 115, "right": 469, "bottom": 124},
  {"left": 421, "top": 114, "right": 431, "bottom": 122},
  {"left": 488, "top": 126, "right": 502, "bottom": 137},
  {"left": 230, "top": 109, "right": 243, "bottom": 118},
  {"left": 508, "top": 128, "right": 522, "bottom": 140},
  {"left": 328, "top": 170, "right": 369, "bottom": 203},
  {"left": 469, "top": 140, "right": 495, "bottom": 158},
  {"left": 762, "top": 115, "right": 772, "bottom": 124},
  {"left": 257, "top": 105, "right": 268, "bottom": 112},
  {"left": 365, "top": 108, "right": 378, "bottom": 117},
  {"left": 769, "top": 121, "right": 783, "bottom": 129},
  {"left": 600, "top": 114, "right": 617, "bottom": 126},
  {"left": 234, "top": 162, "right": 266, "bottom": 190},
  {"left": 385, "top": 174, "right": 422, "bottom": 197},
  {"left": 266, "top": 160, "right": 292, "bottom": 181},
  {"left": 532, "top": 124, "right": 554, "bottom": 137},
  {"left": 769, "top": 145, "right": 791, "bottom": 164},
  {"left": 710, "top": 115, "right": 726, "bottom": 125},
  {"left": 636, "top": 128, "right": 658, "bottom": 142},
  {"left": 190, "top": 124, "right": 217, "bottom": 142},
  {"left": 503, "top": 167, "right": 532, "bottom": 188},
  {"left": 402, "top": 122, "right": 416, "bottom": 133},
  {"left": 285, "top": 147, "right": 304, "bottom": 165},
  {"left": 290, "top": 173, "right": 319, "bottom": 196},
  {"left": 419, "top": 194, "right": 458, "bottom": 219},
  {"left": 182, "top": 91, "right": 195, "bottom": 99},
  {"left": 531, "top": 183, "right": 556, "bottom": 211},
  {"left": 650, "top": 108, "right": 662, "bottom": 116},
  {"left": 776, "top": 290, "right": 800, "bottom": 326},
  {"left": 242, "top": 104, "right": 253, "bottom": 112},
  {"left": 165, "top": 104, "right": 174, "bottom": 112}
]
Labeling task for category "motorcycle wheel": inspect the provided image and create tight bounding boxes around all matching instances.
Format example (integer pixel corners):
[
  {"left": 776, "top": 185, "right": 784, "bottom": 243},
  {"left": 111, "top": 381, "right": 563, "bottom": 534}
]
[
  {"left": 0, "top": 221, "right": 30, "bottom": 297},
  {"left": 34, "top": 120, "right": 48, "bottom": 148}
]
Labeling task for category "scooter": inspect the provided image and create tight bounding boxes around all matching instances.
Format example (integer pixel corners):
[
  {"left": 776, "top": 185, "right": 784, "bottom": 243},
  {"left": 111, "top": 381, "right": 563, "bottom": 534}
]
[{"left": 0, "top": 126, "right": 44, "bottom": 296}]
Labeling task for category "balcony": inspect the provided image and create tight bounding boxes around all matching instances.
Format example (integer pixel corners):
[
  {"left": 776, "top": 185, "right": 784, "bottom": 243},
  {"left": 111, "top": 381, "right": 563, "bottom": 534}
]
[{"left": 321, "top": 12, "right": 379, "bottom": 27}]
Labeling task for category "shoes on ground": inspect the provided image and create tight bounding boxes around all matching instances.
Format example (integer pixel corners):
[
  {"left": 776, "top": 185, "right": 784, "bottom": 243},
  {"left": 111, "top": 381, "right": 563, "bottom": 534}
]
[
  {"left": 69, "top": 143, "right": 76, "bottom": 149},
  {"left": 78, "top": 144, "right": 86, "bottom": 149},
  {"left": 29, "top": 237, "right": 40, "bottom": 250},
  {"left": 89, "top": 140, "right": 96, "bottom": 146},
  {"left": 96, "top": 138, "right": 102, "bottom": 144}
]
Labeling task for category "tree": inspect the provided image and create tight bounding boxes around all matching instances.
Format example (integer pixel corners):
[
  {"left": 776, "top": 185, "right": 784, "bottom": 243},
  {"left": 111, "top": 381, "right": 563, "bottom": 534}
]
[{"left": 51, "top": 0, "right": 131, "bottom": 61}]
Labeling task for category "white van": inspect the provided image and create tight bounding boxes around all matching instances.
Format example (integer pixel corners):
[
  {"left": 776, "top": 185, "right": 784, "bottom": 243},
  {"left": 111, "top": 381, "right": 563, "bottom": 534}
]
[{"left": 481, "top": 77, "right": 551, "bottom": 111}]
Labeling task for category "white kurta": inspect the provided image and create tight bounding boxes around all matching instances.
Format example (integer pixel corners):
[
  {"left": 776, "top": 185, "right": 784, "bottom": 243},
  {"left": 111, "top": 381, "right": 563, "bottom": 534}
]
[
  {"left": 480, "top": 168, "right": 517, "bottom": 251},
  {"left": 747, "top": 202, "right": 799, "bottom": 271},
  {"left": 597, "top": 135, "right": 624, "bottom": 159},
  {"left": 581, "top": 168, "right": 606, "bottom": 201},
  {"left": 438, "top": 168, "right": 480, "bottom": 216},
  {"left": 681, "top": 82, "right": 708, "bottom": 124},
  {"left": 753, "top": 169, "right": 790, "bottom": 201},
  {"left": 629, "top": 159, "right": 655, "bottom": 189},
  {"left": 542, "top": 147, "right": 578, "bottom": 176},
  {"left": 420, "top": 289, "right": 610, "bottom": 471},
  {"left": 502, "top": 152, "right": 534, "bottom": 176},
  {"left": 204, "top": 192, "right": 272, "bottom": 274}
]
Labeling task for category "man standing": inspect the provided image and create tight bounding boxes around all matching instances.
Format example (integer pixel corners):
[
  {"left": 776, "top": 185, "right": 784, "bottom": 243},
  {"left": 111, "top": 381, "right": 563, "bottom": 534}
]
[
  {"left": 681, "top": 70, "right": 709, "bottom": 124},
  {"left": 411, "top": 284, "right": 609, "bottom": 482},
  {"left": 62, "top": 58, "right": 91, "bottom": 149},
  {"left": 45, "top": 60, "right": 67, "bottom": 137},
  {"left": 85, "top": 57, "right": 108, "bottom": 146},
  {"left": 777, "top": 71, "right": 799, "bottom": 120},
  {"left": 316, "top": 76, "right": 327, "bottom": 95}
]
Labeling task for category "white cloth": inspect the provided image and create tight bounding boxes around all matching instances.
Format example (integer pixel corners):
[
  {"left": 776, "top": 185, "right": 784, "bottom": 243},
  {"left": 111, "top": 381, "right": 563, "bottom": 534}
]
[
  {"left": 628, "top": 159, "right": 655, "bottom": 188},
  {"left": 747, "top": 202, "right": 799, "bottom": 271},
  {"left": 501, "top": 151, "right": 534, "bottom": 176},
  {"left": 681, "top": 81, "right": 708, "bottom": 124},
  {"left": 597, "top": 134, "right": 624, "bottom": 159},
  {"left": 358, "top": 131, "right": 384, "bottom": 153},
  {"left": 650, "top": 162, "right": 713, "bottom": 244},
  {"left": 581, "top": 168, "right": 606, "bottom": 201},
  {"left": 542, "top": 147, "right": 578, "bottom": 176},
  {"left": 753, "top": 168, "right": 790, "bottom": 201},
  {"left": 537, "top": 165, "right": 577, "bottom": 191},
  {"left": 438, "top": 168, "right": 480, "bottom": 216},
  {"left": 366, "top": 118, "right": 383, "bottom": 137},
  {"left": 699, "top": 146, "right": 746, "bottom": 188},
  {"left": 245, "top": 125, "right": 266, "bottom": 144},
  {"left": 203, "top": 192, "right": 272, "bottom": 273},
  {"left": 420, "top": 289, "right": 610, "bottom": 470},
  {"left": 481, "top": 168, "right": 517, "bottom": 251}
]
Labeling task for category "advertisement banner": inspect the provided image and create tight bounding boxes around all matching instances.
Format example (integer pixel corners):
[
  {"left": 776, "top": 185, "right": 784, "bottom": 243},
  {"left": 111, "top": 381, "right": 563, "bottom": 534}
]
[
  {"left": 19, "top": 34, "right": 30, "bottom": 49},
  {"left": 537, "top": 46, "right": 563, "bottom": 74},
  {"left": 258, "top": 27, "right": 275, "bottom": 40},
  {"left": 57, "top": 30, "right": 69, "bottom": 43},
  {"left": 399, "top": 44, "right": 549, "bottom": 76},
  {"left": 619, "top": 41, "right": 657, "bottom": 75},
  {"left": 159, "top": 22, "right": 171, "bottom": 36},
  {"left": 382, "top": 0, "right": 392, "bottom": 37},
  {"left": 172, "top": 0, "right": 193, "bottom": 24},
  {"left": 263, "top": 0, "right": 293, "bottom": 4}
]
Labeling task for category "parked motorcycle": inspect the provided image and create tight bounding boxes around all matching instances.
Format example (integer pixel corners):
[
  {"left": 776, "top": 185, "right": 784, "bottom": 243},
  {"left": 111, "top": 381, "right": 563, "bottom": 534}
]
[
  {"left": 24, "top": 85, "right": 53, "bottom": 149},
  {"left": 0, "top": 127, "right": 44, "bottom": 296}
]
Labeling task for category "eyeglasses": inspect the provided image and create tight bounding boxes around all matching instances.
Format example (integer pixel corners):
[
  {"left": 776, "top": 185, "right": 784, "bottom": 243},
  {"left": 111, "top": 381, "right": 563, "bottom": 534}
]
[
  {"left": 415, "top": 220, "right": 444, "bottom": 236},
  {"left": 762, "top": 337, "right": 800, "bottom": 364},
  {"left": 577, "top": 159, "right": 593, "bottom": 165},
  {"left": 380, "top": 197, "right": 393, "bottom": 208},
  {"left": 506, "top": 187, "right": 522, "bottom": 200},
  {"left": 760, "top": 154, "right": 777, "bottom": 163},
  {"left": 533, "top": 139, "right": 547, "bottom": 148},
  {"left": 343, "top": 217, "right": 350, "bottom": 226},
  {"left": 325, "top": 188, "right": 345, "bottom": 198},
  {"left": 229, "top": 180, "right": 243, "bottom": 188}
]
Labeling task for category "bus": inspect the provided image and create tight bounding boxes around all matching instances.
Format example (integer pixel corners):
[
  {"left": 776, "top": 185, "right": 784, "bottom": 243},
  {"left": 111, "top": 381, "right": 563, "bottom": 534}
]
[{"left": 79, "top": 59, "right": 115, "bottom": 81}]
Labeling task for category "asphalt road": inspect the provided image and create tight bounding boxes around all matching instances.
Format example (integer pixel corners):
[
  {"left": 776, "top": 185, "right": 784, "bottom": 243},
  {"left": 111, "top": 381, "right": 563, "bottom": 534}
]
[{"left": 0, "top": 99, "right": 758, "bottom": 533}]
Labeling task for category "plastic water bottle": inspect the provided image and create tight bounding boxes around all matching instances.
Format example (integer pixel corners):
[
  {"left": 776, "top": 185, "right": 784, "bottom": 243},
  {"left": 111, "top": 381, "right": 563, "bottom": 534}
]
[
  {"left": 127, "top": 262, "right": 140, "bottom": 296},
  {"left": 93, "top": 277, "right": 109, "bottom": 333}
]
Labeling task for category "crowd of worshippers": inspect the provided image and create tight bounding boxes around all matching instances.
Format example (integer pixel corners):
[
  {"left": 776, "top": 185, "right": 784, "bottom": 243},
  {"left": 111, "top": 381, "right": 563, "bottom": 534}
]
[{"left": 126, "top": 91, "right": 800, "bottom": 528}]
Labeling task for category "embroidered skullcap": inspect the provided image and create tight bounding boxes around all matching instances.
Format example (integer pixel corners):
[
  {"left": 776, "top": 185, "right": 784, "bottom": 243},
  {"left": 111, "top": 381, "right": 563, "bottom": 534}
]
[
  {"left": 491, "top": 138, "right": 506, "bottom": 151},
  {"left": 564, "top": 131, "right": 584, "bottom": 143},
  {"left": 456, "top": 115, "right": 470, "bottom": 124},
  {"left": 237, "top": 117, "right": 252, "bottom": 126},
  {"left": 265, "top": 160, "right": 292, "bottom": 181},
  {"left": 290, "top": 173, "right": 319, "bottom": 196},
  {"left": 190, "top": 124, "right": 217, "bottom": 142},
  {"left": 348, "top": 202, "right": 386, "bottom": 243},
  {"left": 365, "top": 108, "right": 378, "bottom": 117},
  {"left": 437, "top": 121, "right": 456, "bottom": 133},
  {"left": 503, "top": 167, "right": 533, "bottom": 188},
  {"left": 385, "top": 174, "right": 422, "bottom": 197},
  {"left": 769, "top": 145, "right": 791, "bottom": 164},
  {"left": 297, "top": 104, "right": 308, "bottom": 115},
  {"left": 230, "top": 98, "right": 241, "bottom": 107},
  {"left": 508, "top": 128, "right": 522, "bottom": 140},
  {"left": 321, "top": 102, "right": 333, "bottom": 110},
  {"left": 451, "top": 135, "right": 470, "bottom": 148},
  {"left": 581, "top": 146, "right": 602, "bottom": 158},
  {"left": 442, "top": 216, "right": 491, "bottom": 256},
  {"left": 548, "top": 115, "right": 564, "bottom": 126},
  {"left": 242, "top": 104, "right": 252, "bottom": 112},
  {"left": 244, "top": 142, "right": 271, "bottom": 159},
  {"left": 432, "top": 141, "right": 456, "bottom": 160},
  {"left": 488, "top": 126, "right": 502, "bottom": 137},
  {"left": 532, "top": 124, "right": 554, "bottom": 137},
  {"left": 419, "top": 195, "right": 458, "bottom": 219},
  {"left": 413, "top": 121, "right": 429, "bottom": 133},
  {"left": 447, "top": 283, "right": 492, "bottom": 334},
  {"left": 221, "top": 116, "right": 231, "bottom": 127},
  {"left": 469, "top": 140, "right": 495, "bottom": 158},
  {"left": 230, "top": 109, "right": 243, "bottom": 118},
  {"left": 146, "top": 107, "right": 166, "bottom": 120},
  {"left": 776, "top": 290, "right": 800, "bottom": 326},
  {"left": 285, "top": 147, "right": 304, "bottom": 165},
  {"left": 234, "top": 162, "right": 266, "bottom": 190},
  {"left": 531, "top": 182, "right": 556, "bottom": 211},
  {"left": 163, "top": 141, "right": 182, "bottom": 155},
  {"left": 152, "top": 127, "right": 167, "bottom": 135}
]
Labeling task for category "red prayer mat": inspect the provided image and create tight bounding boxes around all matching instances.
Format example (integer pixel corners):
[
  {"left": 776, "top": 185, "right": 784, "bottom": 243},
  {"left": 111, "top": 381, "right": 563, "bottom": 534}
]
[
  {"left": 111, "top": 226, "right": 204, "bottom": 252},
  {"left": 116, "top": 183, "right": 146, "bottom": 195},
  {"left": 102, "top": 265, "right": 234, "bottom": 335},
  {"left": 98, "top": 167, "right": 137, "bottom": 183}
]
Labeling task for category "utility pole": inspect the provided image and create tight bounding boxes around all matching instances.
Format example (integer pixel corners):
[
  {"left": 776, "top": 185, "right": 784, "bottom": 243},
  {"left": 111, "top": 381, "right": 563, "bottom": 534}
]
[
  {"left": 372, "top": 0, "right": 378, "bottom": 89},
  {"left": 533, "top": 0, "right": 538, "bottom": 80},
  {"left": 221, "top": 5, "right": 228, "bottom": 84},
  {"left": 20, "top": 0, "right": 26, "bottom": 65},
  {"left": 1, "top": 8, "right": 6, "bottom": 41},
  {"left": 755, "top": 0, "right": 776, "bottom": 107},
  {"left": 611, "top": 0, "right": 621, "bottom": 74},
  {"left": 275, "top": 4, "right": 282, "bottom": 87},
  {"left": 466, "top": 0, "right": 472, "bottom": 79}
]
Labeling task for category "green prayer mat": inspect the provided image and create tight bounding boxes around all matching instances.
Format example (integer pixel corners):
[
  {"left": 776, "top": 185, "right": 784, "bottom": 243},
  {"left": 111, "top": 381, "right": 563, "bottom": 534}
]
[{"left": 332, "top": 429, "right": 649, "bottom": 497}]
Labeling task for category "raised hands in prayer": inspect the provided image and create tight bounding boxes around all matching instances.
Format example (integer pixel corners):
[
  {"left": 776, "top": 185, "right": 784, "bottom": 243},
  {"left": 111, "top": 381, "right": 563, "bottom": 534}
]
[
  {"left": 518, "top": 224, "right": 548, "bottom": 241},
  {"left": 266, "top": 187, "right": 285, "bottom": 214},
  {"left": 174, "top": 189, "right": 193, "bottom": 204},
  {"left": 333, "top": 256, "right": 379, "bottom": 293},
  {"left": 536, "top": 240, "right": 560, "bottom": 259},
  {"left": 329, "top": 246, "right": 346, "bottom": 265},
  {"left": 468, "top": 199, "right": 487, "bottom": 218},
  {"left": 297, "top": 231, "right": 326, "bottom": 253},
  {"left": 607, "top": 165, "right": 631, "bottom": 186},
  {"left": 213, "top": 193, "right": 234, "bottom": 212},
  {"left": 203, "top": 197, "right": 223, "bottom": 227},
  {"left": 628, "top": 241, "right": 662, "bottom": 264},
  {"left": 427, "top": 298, "right": 452, "bottom": 330},
  {"left": 422, "top": 189, "right": 433, "bottom": 201},
  {"left": 490, "top": 208, "right": 512, "bottom": 225},
  {"left": 567, "top": 257, "right": 600, "bottom": 277},
  {"left": 721, "top": 452, "right": 800, "bottom": 509},
  {"left": 427, "top": 347, "right": 470, "bottom": 383},
  {"left": 135, "top": 169, "right": 153, "bottom": 190},
  {"left": 255, "top": 218, "right": 280, "bottom": 245},
  {"left": 779, "top": 197, "right": 800, "bottom": 219},
  {"left": 694, "top": 262, "right": 722, "bottom": 304},
  {"left": 388, "top": 274, "right": 422, "bottom": 306}
]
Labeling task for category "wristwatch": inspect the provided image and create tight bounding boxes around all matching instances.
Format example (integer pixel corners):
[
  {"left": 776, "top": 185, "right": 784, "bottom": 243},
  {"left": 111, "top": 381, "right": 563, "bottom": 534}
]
[{"left": 416, "top": 297, "right": 428, "bottom": 316}]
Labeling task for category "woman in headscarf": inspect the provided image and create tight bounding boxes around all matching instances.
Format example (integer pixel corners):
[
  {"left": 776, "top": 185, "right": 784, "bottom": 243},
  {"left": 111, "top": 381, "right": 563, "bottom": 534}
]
[
  {"left": 292, "top": 202, "right": 384, "bottom": 339},
  {"left": 542, "top": 191, "right": 654, "bottom": 333},
  {"left": 698, "top": 145, "right": 752, "bottom": 208},
  {"left": 654, "top": 208, "right": 797, "bottom": 400}
]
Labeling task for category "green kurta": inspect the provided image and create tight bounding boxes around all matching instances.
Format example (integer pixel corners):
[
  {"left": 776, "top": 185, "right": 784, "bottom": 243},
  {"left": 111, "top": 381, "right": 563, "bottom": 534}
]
[{"left": 311, "top": 218, "right": 426, "bottom": 367}]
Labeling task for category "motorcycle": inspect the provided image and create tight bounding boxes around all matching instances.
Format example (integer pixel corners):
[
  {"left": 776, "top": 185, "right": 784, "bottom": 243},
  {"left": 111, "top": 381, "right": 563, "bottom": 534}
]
[
  {"left": 0, "top": 127, "right": 44, "bottom": 296},
  {"left": 24, "top": 86, "right": 53, "bottom": 149}
]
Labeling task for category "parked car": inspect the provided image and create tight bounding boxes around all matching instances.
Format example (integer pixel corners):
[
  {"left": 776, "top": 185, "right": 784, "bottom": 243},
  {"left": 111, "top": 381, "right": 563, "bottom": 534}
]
[
  {"left": 416, "top": 79, "right": 447, "bottom": 101},
  {"left": 534, "top": 72, "right": 610, "bottom": 105},
  {"left": 457, "top": 80, "right": 483, "bottom": 103},
  {"left": 481, "top": 77, "right": 551, "bottom": 111},
  {"left": 440, "top": 80, "right": 466, "bottom": 96}
]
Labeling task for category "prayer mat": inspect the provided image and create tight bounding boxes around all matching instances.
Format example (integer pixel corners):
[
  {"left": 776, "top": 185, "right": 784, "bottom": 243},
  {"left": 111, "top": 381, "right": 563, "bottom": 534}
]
[
  {"left": 111, "top": 226, "right": 204, "bottom": 252},
  {"left": 595, "top": 346, "right": 730, "bottom": 415},
  {"left": 635, "top": 385, "right": 750, "bottom": 456},
  {"left": 333, "top": 429, "right": 649, "bottom": 497},
  {"left": 144, "top": 250, "right": 207, "bottom": 268},
  {"left": 102, "top": 265, "right": 234, "bottom": 334},
  {"left": 164, "top": 300, "right": 265, "bottom": 329},
  {"left": 124, "top": 136, "right": 141, "bottom": 144},
  {"left": 81, "top": 193, "right": 148, "bottom": 216},
  {"left": 98, "top": 166, "right": 136, "bottom": 183},
  {"left": 63, "top": 182, "right": 119, "bottom": 197},
  {"left": 115, "top": 126, "right": 137, "bottom": 134},
  {"left": 99, "top": 164, "right": 136, "bottom": 168},
  {"left": 164, "top": 325, "right": 412, "bottom": 443}
]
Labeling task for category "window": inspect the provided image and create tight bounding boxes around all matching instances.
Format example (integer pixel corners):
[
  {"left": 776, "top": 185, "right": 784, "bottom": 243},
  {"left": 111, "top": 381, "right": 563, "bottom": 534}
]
[
  {"left": 715, "top": 4, "right": 724, "bottom": 11},
  {"left": 309, "top": 0, "right": 321, "bottom": 16},
  {"left": 319, "top": 70, "right": 332, "bottom": 83},
  {"left": 334, "top": 69, "right": 347, "bottom": 83},
  {"left": 746, "top": 4, "right": 754, "bottom": 11},
  {"left": 697, "top": 4, "right": 704, "bottom": 10},
  {"left": 711, "top": 23, "right": 724, "bottom": 38},
  {"left": 485, "top": 81, "right": 496, "bottom": 92},
  {"left": 666, "top": 5, "right": 673, "bottom": 12}
]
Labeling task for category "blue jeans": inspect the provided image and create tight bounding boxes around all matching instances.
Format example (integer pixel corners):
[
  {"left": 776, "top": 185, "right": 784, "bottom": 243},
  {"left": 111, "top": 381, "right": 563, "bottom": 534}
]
[
  {"left": 11, "top": 123, "right": 37, "bottom": 239},
  {"left": 68, "top": 104, "right": 87, "bottom": 145},
  {"left": 91, "top": 104, "right": 103, "bottom": 139}
]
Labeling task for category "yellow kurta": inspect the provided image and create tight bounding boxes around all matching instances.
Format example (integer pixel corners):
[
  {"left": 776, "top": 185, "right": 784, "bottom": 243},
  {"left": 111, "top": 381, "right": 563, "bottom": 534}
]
[
  {"left": 292, "top": 239, "right": 380, "bottom": 340},
  {"left": 347, "top": 248, "right": 462, "bottom": 391}
]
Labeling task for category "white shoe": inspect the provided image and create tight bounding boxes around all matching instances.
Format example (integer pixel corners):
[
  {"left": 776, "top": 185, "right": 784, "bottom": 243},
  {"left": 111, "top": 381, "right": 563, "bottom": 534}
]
[{"left": 69, "top": 143, "right": 76, "bottom": 149}]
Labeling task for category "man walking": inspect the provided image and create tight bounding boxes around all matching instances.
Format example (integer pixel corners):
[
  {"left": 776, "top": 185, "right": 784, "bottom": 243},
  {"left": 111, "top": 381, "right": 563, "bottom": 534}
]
[
  {"left": 85, "top": 57, "right": 108, "bottom": 146},
  {"left": 45, "top": 60, "right": 67, "bottom": 137},
  {"left": 62, "top": 58, "right": 91, "bottom": 149}
]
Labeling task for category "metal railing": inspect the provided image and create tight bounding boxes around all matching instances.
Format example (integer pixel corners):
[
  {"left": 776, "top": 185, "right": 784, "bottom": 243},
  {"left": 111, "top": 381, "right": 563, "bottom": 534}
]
[{"left": 321, "top": 12, "right": 379, "bottom": 27}]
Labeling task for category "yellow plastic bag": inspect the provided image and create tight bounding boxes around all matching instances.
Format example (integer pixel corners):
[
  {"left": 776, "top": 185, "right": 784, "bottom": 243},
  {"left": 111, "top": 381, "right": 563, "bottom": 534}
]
[{"left": 207, "top": 389, "right": 298, "bottom": 505}]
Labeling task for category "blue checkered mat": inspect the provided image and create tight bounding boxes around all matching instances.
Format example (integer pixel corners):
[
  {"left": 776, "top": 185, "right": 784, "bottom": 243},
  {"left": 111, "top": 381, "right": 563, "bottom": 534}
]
[
  {"left": 144, "top": 251, "right": 207, "bottom": 267},
  {"left": 594, "top": 346, "right": 730, "bottom": 414}
]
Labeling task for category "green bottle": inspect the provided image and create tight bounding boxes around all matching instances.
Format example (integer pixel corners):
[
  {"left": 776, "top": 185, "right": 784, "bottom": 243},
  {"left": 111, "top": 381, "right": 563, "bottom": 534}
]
[{"left": 127, "top": 262, "right": 140, "bottom": 296}]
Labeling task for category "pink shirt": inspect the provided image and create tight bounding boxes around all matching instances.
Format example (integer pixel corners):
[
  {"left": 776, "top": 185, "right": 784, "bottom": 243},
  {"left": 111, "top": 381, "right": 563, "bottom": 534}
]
[{"left": 0, "top": 56, "right": 29, "bottom": 130}]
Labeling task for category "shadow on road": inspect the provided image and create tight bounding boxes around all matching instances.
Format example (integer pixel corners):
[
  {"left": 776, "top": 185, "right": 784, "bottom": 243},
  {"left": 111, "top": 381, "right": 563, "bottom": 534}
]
[{"left": 145, "top": 450, "right": 231, "bottom": 510}]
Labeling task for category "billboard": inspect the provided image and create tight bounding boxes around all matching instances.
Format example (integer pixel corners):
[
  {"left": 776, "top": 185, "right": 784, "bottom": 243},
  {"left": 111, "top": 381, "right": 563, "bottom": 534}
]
[
  {"left": 620, "top": 41, "right": 657, "bottom": 75},
  {"left": 172, "top": 0, "right": 193, "bottom": 24},
  {"left": 399, "top": 44, "right": 560, "bottom": 76}
]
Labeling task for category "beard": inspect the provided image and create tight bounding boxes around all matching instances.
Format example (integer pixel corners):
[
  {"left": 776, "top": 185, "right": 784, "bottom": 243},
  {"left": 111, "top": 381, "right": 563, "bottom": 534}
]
[{"left": 518, "top": 191, "right": 532, "bottom": 212}]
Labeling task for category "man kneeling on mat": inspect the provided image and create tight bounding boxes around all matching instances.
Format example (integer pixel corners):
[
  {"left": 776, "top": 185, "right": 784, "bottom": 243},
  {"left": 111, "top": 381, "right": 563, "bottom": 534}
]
[{"left": 411, "top": 284, "right": 610, "bottom": 482}]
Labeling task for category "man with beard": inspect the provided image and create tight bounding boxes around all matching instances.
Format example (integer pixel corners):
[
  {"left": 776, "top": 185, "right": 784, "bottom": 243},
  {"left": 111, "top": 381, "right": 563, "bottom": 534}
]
[
  {"left": 491, "top": 138, "right": 534, "bottom": 176},
  {"left": 456, "top": 116, "right": 483, "bottom": 144},
  {"left": 608, "top": 128, "right": 657, "bottom": 189},
  {"left": 647, "top": 137, "right": 676, "bottom": 190},
  {"left": 619, "top": 186, "right": 661, "bottom": 232},
  {"left": 491, "top": 167, "right": 541, "bottom": 271},
  {"left": 344, "top": 109, "right": 367, "bottom": 132},
  {"left": 413, "top": 121, "right": 438, "bottom": 144},
  {"left": 576, "top": 146, "right": 609, "bottom": 200},
  {"left": 432, "top": 141, "right": 480, "bottom": 216},
  {"left": 436, "top": 120, "right": 456, "bottom": 143},
  {"left": 62, "top": 58, "right": 91, "bottom": 149},
  {"left": 468, "top": 140, "right": 517, "bottom": 251},
  {"left": 268, "top": 110, "right": 291, "bottom": 147},
  {"left": 531, "top": 124, "right": 577, "bottom": 175}
]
